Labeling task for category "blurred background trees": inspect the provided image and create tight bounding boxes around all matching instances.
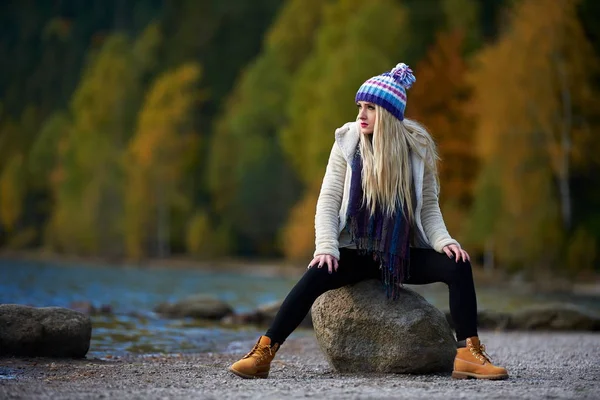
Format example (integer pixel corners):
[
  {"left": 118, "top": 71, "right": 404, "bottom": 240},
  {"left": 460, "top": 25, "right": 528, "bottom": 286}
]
[{"left": 0, "top": 0, "right": 598, "bottom": 278}]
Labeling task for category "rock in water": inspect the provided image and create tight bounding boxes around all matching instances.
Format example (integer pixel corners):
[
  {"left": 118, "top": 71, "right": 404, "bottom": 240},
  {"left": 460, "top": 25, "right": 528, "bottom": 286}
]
[
  {"left": 154, "top": 294, "right": 233, "bottom": 320},
  {"left": 0, "top": 304, "right": 92, "bottom": 358},
  {"left": 311, "top": 280, "right": 456, "bottom": 373},
  {"left": 256, "top": 300, "right": 313, "bottom": 328},
  {"left": 508, "top": 303, "right": 600, "bottom": 331}
]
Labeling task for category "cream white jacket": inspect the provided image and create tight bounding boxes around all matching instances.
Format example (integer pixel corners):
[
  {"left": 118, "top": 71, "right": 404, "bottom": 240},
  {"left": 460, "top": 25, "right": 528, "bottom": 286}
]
[{"left": 314, "top": 121, "right": 460, "bottom": 260}]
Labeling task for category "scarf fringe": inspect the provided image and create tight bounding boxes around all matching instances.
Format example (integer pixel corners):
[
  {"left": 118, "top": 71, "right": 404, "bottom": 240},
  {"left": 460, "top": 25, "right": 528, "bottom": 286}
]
[{"left": 348, "top": 221, "right": 410, "bottom": 301}]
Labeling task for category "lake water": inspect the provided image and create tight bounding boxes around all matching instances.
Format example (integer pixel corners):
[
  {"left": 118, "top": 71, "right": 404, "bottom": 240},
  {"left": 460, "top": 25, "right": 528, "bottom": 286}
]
[{"left": 1, "top": 258, "right": 598, "bottom": 358}]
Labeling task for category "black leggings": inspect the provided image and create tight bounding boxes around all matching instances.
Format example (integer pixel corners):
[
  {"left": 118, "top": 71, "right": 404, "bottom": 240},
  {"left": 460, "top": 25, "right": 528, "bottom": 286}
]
[{"left": 265, "top": 247, "right": 478, "bottom": 345}]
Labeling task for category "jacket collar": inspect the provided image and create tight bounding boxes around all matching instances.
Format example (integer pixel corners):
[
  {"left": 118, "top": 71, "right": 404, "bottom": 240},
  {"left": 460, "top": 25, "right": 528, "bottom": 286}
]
[
  {"left": 334, "top": 121, "right": 427, "bottom": 163},
  {"left": 334, "top": 122, "right": 359, "bottom": 163}
]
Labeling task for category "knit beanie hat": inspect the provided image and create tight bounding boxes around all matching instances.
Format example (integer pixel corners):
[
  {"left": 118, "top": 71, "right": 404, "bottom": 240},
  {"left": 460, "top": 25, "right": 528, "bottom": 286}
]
[{"left": 355, "top": 63, "right": 416, "bottom": 121}]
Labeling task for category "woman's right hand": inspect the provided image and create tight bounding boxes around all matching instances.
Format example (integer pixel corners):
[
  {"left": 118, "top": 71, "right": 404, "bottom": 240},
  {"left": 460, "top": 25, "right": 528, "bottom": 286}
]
[{"left": 308, "top": 254, "right": 339, "bottom": 274}]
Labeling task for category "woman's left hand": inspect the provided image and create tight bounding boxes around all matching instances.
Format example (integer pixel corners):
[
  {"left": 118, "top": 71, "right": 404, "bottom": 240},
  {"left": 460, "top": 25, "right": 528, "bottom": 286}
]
[{"left": 442, "top": 244, "right": 470, "bottom": 263}]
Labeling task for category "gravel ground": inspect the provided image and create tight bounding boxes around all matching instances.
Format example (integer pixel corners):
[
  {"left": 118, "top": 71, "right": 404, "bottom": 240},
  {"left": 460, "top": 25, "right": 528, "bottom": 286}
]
[{"left": 1, "top": 331, "right": 599, "bottom": 399}]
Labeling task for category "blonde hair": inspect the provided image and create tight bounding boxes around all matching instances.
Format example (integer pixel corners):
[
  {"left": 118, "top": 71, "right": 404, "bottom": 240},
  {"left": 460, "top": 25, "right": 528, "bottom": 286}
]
[{"left": 358, "top": 106, "right": 439, "bottom": 221}]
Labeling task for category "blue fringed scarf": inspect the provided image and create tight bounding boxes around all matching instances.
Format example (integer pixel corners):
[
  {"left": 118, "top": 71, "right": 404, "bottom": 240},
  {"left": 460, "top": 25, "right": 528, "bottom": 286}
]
[{"left": 345, "top": 147, "right": 411, "bottom": 300}]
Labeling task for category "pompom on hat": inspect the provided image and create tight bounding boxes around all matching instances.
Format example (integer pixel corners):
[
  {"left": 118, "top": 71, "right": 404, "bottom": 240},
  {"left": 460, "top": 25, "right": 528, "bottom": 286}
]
[{"left": 355, "top": 63, "right": 416, "bottom": 121}]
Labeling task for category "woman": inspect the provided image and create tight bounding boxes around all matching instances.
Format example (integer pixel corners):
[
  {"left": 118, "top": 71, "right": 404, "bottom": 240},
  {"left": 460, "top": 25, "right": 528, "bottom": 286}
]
[{"left": 229, "top": 63, "right": 508, "bottom": 380}]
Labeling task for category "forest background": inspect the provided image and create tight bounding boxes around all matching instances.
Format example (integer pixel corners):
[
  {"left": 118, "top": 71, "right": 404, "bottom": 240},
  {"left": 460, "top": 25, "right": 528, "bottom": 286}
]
[{"left": 1, "top": 0, "right": 599, "bottom": 281}]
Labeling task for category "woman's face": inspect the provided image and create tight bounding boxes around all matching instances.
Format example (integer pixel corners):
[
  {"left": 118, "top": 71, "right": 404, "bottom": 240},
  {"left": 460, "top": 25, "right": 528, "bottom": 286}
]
[{"left": 356, "top": 101, "right": 376, "bottom": 135}]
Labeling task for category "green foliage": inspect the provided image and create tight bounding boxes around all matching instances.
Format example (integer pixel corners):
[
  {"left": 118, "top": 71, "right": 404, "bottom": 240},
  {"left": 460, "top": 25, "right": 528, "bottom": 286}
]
[
  {"left": 281, "top": 0, "right": 410, "bottom": 185},
  {"left": 441, "top": 0, "right": 482, "bottom": 53},
  {"left": 207, "top": 0, "right": 324, "bottom": 255},
  {"left": 28, "top": 112, "right": 70, "bottom": 188},
  {"left": 186, "top": 210, "right": 231, "bottom": 258},
  {"left": 402, "top": 0, "right": 446, "bottom": 63},
  {"left": 207, "top": 53, "right": 301, "bottom": 255},
  {"left": 133, "top": 22, "right": 162, "bottom": 76},
  {"left": 158, "top": 0, "right": 284, "bottom": 122},
  {"left": 464, "top": 160, "right": 502, "bottom": 246},
  {"left": 264, "top": 0, "right": 331, "bottom": 69},
  {"left": 0, "top": 0, "right": 162, "bottom": 121}
]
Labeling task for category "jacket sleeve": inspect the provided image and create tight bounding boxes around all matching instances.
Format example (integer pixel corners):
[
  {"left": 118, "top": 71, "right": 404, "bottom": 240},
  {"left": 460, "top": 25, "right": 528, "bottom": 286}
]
[
  {"left": 420, "top": 149, "right": 461, "bottom": 253},
  {"left": 313, "top": 142, "right": 347, "bottom": 260}
]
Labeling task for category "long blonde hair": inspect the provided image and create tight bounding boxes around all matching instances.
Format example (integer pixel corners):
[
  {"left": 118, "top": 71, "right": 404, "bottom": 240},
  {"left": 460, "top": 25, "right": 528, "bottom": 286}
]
[{"left": 358, "top": 106, "right": 439, "bottom": 222}]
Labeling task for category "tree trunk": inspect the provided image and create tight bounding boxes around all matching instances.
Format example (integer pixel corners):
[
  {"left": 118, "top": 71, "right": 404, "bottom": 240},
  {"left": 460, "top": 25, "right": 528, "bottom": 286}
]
[
  {"left": 556, "top": 56, "right": 572, "bottom": 231},
  {"left": 483, "top": 238, "right": 495, "bottom": 274},
  {"left": 156, "top": 182, "right": 170, "bottom": 258}
]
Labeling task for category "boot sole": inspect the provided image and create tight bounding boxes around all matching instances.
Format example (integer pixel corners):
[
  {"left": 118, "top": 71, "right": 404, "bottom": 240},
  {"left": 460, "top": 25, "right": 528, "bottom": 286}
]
[
  {"left": 452, "top": 371, "right": 508, "bottom": 380},
  {"left": 228, "top": 366, "right": 269, "bottom": 379}
]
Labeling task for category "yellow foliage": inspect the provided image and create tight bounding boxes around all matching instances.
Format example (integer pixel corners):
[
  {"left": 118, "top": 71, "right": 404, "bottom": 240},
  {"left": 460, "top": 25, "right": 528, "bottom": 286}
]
[
  {"left": 470, "top": 0, "right": 598, "bottom": 168},
  {"left": 408, "top": 29, "right": 477, "bottom": 237},
  {"left": 280, "top": 185, "right": 320, "bottom": 261},
  {"left": 186, "top": 210, "right": 231, "bottom": 258},
  {"left": 46, "top": 34, "right": 139, "bottom": 256},
  {"left": 467, "top": 0, "right": 598, "bottom": 268},
  {"left": 264, "top": 0, "right": 326, "bottom": 70},
  {"left": 125, "top": 63, "right": 201, "bottom": 259},
  {"left": 186, "top": 211, "right": 211, "bottom": 256}
]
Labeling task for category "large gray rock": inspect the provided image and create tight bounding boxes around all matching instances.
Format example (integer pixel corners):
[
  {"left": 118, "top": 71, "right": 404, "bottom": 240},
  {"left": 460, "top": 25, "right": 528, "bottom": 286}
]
[
  {"left": 311, "top": 280, "right": 456, "bottom": 374},
  {"left": 0, "top": 304, "right": 91, "bottom": 358},
  {"left": 154, "top": 294, "right": 233, "bottom": 320}
]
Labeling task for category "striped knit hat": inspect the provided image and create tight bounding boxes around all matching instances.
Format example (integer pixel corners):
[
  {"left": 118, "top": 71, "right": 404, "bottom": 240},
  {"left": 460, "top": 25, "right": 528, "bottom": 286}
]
[{"left": 355, "top": 63, "right": 416, "bottom": 121}]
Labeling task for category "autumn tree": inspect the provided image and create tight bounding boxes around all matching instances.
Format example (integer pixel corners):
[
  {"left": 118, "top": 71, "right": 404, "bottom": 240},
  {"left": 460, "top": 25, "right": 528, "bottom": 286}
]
[
  {"left": 407, "top": 30, "right": 477, "bottom": 238},
  {"left": 468, "top": 0, "right": 599, "bottom": 272},
  {"left": 125, "top": 63, "right": 201, "bottom": 260},
  {"left": 46, "top": 29, "right": 160, "bottom": 256}
]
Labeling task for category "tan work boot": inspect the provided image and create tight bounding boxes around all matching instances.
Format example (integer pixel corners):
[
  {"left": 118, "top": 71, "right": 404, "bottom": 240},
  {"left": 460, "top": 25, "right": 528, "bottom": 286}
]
[
  {"left": 452, "top": 337, "right": 509, "bottom": 380},
  {"left": 229, "top": 336, "right": 280, "bottom": 379}
]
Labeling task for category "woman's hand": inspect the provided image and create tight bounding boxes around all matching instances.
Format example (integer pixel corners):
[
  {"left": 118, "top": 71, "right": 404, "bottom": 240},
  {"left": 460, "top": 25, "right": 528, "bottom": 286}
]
[
  {"left": 308, "top": 254, "right": 339, "bottom": 274},
  {"left": 442, "top": 244, "right": 470, "bottom": 263}
]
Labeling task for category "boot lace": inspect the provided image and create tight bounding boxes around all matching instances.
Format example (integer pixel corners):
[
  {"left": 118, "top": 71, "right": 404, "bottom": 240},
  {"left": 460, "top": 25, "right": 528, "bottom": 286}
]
[
  {"left": 469, "top": 343, "right": 493, "bottom": 364},
  {"left": 242, "top": 343, "right": 274, "bottom": 362}
]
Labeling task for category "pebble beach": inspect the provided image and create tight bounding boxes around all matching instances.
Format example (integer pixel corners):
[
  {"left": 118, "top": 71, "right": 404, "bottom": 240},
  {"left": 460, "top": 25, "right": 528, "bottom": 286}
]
[{"left": 2, "top": 331, "right": 599, "bottom": 399}]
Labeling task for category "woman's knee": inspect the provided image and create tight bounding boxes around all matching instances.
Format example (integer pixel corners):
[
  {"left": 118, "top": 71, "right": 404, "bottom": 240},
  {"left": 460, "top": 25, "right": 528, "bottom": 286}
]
[
  {"left": 299, "top": 265, "right": 338, "bottom": 291},
  {"left": 444, "top": 258, "right": 473, "bottom": 283},
  {"left": 453, "top": 259, "right": 473, "bottom": 279}
]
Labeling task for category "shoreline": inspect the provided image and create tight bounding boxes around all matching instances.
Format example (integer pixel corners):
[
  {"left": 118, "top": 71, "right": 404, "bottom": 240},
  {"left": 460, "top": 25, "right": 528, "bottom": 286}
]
[
  {"left": 2, "top": 248, "right": 599, "bottom": 295},
  {"left": 0, "top": 249, "right": 306, "bottom": 279},
  {"left": 1, "top": 331, "right": 599, "bottom": 399}
]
